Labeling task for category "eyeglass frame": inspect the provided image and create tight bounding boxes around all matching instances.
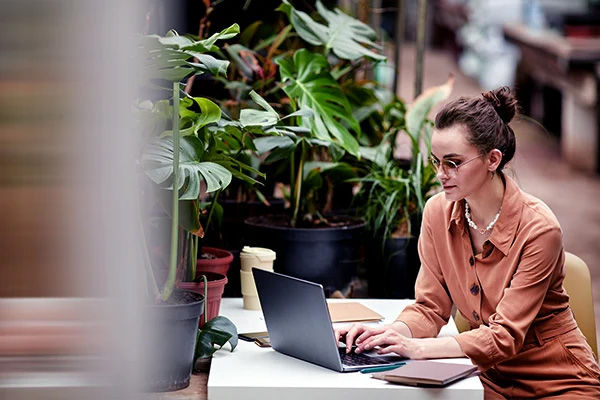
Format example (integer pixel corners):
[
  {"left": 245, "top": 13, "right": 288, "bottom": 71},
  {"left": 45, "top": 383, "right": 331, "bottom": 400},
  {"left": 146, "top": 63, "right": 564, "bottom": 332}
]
[{"left": 429, "top": 154, "right": 484, "bottom": 176}]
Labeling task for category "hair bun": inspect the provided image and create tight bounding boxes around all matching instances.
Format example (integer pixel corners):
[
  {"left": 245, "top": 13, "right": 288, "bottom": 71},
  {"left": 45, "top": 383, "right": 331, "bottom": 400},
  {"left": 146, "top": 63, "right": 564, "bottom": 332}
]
[{"left": 482, "top": 86, "right": 518, "bottom": 124}]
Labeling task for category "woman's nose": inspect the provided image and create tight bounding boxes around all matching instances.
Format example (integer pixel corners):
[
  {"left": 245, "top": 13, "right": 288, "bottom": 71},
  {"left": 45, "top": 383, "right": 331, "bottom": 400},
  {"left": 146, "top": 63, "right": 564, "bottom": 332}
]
[{"left": 436, "top": 167, "right": 448, "bottom": 181}]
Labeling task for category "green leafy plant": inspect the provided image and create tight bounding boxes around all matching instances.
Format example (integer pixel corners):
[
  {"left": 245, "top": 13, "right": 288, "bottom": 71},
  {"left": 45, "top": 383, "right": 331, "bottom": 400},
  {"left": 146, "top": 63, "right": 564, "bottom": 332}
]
[
  {"left": 238, "top": 0, "right": 388, "bottom": 227},
  {"left": 137, "top": 25, "right": 285, "bottom": 362},
  {"left": 355, "top": 78, "right": 454, "bottom": 240}
]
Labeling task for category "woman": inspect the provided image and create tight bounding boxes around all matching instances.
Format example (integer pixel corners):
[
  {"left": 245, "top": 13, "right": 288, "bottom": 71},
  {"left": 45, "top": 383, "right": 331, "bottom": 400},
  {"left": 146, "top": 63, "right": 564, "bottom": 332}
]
[{"left": 337, "top": 87, "right": 600, "bottom": 398}]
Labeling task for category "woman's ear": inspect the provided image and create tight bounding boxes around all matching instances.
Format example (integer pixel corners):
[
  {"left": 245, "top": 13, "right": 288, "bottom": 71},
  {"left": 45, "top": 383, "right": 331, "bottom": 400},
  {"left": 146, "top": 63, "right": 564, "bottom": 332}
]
[{"left": 488, "top": 149, "right": 503, "bottom": 172}]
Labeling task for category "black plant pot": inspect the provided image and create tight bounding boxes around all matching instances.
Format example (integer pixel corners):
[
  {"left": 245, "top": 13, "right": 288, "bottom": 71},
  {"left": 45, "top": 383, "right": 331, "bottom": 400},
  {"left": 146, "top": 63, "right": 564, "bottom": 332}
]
[
  {"left": 144, "top": 289, "right": 205, "bottom": 392},
  {"left": 368, "top": 236, "right": 420, "bottom": 298},
  {"left": 243, "top": 215, "right": 366, "bottom": 294}
]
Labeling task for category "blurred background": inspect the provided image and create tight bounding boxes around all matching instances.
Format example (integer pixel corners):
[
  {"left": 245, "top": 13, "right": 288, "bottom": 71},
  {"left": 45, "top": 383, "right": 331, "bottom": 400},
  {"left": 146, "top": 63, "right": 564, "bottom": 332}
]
[{"left": 1, "top": 0, "right": 599, "bottom": 397}]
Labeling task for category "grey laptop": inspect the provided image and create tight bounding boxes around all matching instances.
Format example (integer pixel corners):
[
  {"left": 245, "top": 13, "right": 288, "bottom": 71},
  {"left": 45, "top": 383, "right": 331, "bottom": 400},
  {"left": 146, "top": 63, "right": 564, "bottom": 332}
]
[{"left": 252, "top": 268, "right": 406, "bottom": 372}]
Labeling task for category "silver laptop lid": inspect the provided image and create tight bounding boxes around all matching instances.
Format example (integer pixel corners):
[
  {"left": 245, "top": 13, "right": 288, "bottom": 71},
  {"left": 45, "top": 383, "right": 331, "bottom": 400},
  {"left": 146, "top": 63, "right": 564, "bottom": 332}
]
[{"left": 252, "top": 268, "right": 344, "bottom": 372}]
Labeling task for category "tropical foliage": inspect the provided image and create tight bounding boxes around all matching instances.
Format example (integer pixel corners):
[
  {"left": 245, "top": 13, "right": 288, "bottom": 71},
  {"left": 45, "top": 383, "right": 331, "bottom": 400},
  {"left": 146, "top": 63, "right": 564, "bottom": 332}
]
[{"left": 355, "top": 78, "right": 454, "bottom": 241}]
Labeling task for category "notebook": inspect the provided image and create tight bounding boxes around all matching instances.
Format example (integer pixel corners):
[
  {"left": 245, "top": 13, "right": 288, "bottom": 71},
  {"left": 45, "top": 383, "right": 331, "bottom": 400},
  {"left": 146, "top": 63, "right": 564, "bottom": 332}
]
[
  {"left": 327, "top": 302, "right": 384, "bottom": 323},
  {"left": 252, "top": 268, "right": 405, "bottom": 372},
  {"left": 372, "top": 360, "right": 478, "bottom": 386}
]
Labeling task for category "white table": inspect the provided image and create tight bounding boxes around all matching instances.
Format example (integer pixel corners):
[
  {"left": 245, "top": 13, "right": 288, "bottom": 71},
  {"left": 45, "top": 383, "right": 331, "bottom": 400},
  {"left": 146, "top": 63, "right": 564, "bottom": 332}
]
[{"left": 209, "top": 298, "right": 484, "bottom": 400}]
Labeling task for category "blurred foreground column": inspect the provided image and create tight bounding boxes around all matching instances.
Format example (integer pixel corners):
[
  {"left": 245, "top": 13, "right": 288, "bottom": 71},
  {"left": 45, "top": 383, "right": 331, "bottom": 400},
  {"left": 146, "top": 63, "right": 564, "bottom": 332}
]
[{"left": 0, "top": 0, "right": 144, "bottom": 399}]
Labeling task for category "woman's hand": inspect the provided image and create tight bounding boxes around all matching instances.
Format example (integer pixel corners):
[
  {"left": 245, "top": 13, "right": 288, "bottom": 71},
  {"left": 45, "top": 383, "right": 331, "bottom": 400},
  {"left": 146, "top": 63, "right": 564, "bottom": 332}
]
[
  {"left": 356, "top": 328, "right": 424, "bottom": 359},
  {"left": 334, "top": 323, "right": 388, "bottom": 353}
]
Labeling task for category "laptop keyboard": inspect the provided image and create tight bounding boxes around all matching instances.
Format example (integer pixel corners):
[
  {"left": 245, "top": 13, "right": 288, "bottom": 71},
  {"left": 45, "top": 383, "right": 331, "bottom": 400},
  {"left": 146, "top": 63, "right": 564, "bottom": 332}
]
[{"left": 338, "top": 348, "right": 395, "bottom": 366}]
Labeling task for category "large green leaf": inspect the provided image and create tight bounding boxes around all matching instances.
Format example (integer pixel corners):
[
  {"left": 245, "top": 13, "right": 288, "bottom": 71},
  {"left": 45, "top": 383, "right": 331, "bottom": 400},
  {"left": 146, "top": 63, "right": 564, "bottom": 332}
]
[
  {"left": 240, "top": 91, "right": 279, "bottom": 127},
  {"left": 405, "top": 76, "right": 454, "bottom": 146},
  {"left": 158, "top": 97, "right": 221, "bottom": 137},
  {"left": 140, "top": 26, "right": 238, "bottom": 84},
  {"left": 277, "top": 0, "right": 385, "bottom": 61},
  {"left": 359, "top": 141, "right": 391, "bottom": 168},
  {"left": 186, "top": 53, "right": 230, "bottom": 77},
  {"left": 276, "top": 49, "right": 360, "bottom": 155},
  {"left": 186, "top": 97, "right": 222, "bottom": 131},
  {"left": 186, "top": 24, "right": 240, "bottom": 51},
  {"left": 142, "top": 136, "right": 232, "bottom": 200},
  {"left": 194, "top": 316, "right": 238, "bottom": 360},
  {"left": 254, "top": 136, "right": 295, "bottom": 154}
]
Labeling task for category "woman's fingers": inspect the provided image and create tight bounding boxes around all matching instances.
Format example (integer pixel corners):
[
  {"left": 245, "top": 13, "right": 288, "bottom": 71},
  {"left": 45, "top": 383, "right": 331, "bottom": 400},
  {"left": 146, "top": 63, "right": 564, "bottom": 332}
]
[
  {"left": 344, "top": 324, "right": 366, "bottom": 353},
  {"left": 334, "top": 325, "right": 350, "bottom": 343},
  {"left": 357, "top": 329, "right": 402, "bottom": 352},
  {"left": 355, "top": 326, "right": 384, "bottom": 345}
]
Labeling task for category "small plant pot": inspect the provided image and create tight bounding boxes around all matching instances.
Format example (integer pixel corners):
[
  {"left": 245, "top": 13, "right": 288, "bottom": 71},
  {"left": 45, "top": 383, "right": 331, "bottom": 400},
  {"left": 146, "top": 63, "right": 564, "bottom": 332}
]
[
  {"left": 196, "top": 247, "right": 234, "bottom": 276},
  {"left": 178, "top": 272, "right": 228, "bottom": 327},
  {"left": 144, "top": 289, "right": 205, "bottom": 392}
]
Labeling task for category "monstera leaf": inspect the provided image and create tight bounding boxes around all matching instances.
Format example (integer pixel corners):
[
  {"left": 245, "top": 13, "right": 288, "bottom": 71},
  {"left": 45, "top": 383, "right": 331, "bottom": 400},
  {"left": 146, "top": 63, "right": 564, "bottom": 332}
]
[
  {"left": 240, "top": 90, "right": 313, "bottom": 136},
  {"left": 142, "top": 135, "right": 232, "bottom": 200},
  {"left": 140, "top": 24, "right": 239, "bottom": 83},
  {"left": 277, "top": 0, "right": 385, "bottom": 61},
  {"left": 276, "top": 49, "right": 360, "bottom": 156},
  {"left": 194, "top": 316, "right": 238, "bottom": 360}
]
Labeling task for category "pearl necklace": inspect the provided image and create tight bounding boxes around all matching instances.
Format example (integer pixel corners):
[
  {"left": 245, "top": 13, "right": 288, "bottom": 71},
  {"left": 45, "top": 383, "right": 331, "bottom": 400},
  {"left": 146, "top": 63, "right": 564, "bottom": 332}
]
[{"left": 464, "top": 201, "right": 501, "bottom": 235}]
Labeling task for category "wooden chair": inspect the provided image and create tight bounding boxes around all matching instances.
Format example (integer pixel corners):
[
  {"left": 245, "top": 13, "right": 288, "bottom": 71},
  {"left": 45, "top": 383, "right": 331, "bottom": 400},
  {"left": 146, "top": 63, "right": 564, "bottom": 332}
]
[{"left": 453, "top": 252, "right": 597, "bottom": 360}]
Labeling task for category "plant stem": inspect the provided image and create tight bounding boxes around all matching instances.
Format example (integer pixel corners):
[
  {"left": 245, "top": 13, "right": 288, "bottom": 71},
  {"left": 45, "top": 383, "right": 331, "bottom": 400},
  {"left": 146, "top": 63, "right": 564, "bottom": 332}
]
[
  {"left": 191, "top": 234, "right": 198, "bottom": 281},
  {"left": 187, "top": 232, "right": 194, "bottom": 282},
  {"left": 202, "top": 274, "right": 208, "bottom": 324},
  {"left": 289, "top": 147, "right": 295, "bottom": 206},
  {"left": 291, "top": 141, "right": 305, "bottom": 227},
  {"left": 161, "top": 81, "right": 181, "bottom": 301},
  {"left": 204, "top": 189, "right": 222, "bottom": 234}
]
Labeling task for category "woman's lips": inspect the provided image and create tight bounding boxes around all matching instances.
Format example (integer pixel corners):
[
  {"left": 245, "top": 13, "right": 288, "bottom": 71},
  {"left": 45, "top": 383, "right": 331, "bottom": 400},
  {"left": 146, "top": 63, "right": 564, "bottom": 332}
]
[{"left": 443, "top": 185, "right": 456, "bottom": 190}]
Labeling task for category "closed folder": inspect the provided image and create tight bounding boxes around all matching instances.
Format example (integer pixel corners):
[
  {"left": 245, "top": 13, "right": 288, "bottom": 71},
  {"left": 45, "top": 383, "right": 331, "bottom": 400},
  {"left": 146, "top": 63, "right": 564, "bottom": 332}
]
[
  {"left": 327, "top": 302, "right": 384, "bottom": 323},
  {"left": 372, "top": 360, "right": 477, "bottom": 386}
]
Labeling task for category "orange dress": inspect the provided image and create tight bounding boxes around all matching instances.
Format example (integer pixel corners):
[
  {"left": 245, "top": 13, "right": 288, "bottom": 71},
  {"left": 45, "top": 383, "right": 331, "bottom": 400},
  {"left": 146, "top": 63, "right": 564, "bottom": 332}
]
[{"left": 397, "top": 175, "right": 600, "bottom": 399}]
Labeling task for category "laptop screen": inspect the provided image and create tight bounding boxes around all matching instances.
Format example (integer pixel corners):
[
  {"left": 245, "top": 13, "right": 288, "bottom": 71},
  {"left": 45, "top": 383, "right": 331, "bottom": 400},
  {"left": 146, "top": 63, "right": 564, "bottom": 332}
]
[{"left": 253, "top": 268, "right": 344, "bottom": 371}]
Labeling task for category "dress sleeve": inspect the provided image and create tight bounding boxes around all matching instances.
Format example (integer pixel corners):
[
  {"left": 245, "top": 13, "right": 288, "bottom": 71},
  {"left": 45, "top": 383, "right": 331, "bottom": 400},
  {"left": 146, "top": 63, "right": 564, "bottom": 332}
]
[
  {"left": 454, "top": 227, "right": 564, "bottom": 370},
  {"left": 396, "top": 200, "right": 453, "bottom": 338}
]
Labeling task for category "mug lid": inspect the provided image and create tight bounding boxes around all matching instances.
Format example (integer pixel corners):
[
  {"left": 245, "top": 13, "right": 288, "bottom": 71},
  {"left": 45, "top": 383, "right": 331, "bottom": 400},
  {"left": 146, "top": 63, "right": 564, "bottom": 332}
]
[{"left": 241, "top": 246, "right": 276, "bottom": 257}]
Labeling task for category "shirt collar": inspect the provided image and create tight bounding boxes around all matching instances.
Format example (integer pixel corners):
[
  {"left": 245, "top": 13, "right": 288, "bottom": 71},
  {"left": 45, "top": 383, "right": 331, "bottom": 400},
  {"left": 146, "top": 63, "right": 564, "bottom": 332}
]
[{"left": 448, "top": 175, "right": 523, "bottom": 256}]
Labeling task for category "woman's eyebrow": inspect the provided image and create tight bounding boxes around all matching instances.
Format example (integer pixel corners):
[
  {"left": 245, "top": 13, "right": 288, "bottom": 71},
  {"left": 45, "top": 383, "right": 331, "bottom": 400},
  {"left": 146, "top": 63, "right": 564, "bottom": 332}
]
[
  {"left": 442, "top": 152, "right": 462, "bottom": 158},
  {"left": 431, "top": 152, "right": 462, "bottom": 159}
]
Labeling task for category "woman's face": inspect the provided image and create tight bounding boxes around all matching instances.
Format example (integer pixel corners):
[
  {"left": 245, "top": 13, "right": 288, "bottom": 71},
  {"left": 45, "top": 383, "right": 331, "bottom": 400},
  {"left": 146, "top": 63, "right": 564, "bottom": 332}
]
[{"left": 430, "top": 124, "right": 489, "bottom": 202}]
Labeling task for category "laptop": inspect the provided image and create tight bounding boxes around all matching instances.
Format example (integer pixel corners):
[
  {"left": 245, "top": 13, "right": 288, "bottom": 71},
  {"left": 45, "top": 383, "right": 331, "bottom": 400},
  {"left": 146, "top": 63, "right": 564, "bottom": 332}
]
[{"left": 252, "top": 268, "right": 406, "bottom": 372}]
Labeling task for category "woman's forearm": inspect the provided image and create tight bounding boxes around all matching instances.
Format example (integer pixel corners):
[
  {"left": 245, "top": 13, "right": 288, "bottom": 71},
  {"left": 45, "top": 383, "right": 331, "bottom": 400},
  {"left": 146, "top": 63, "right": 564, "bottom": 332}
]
[
  {"left": 411, "top": 337, "right": 465, "bottom": 359},
  {"left": 391, "top": 321, "right": 413, "bottom": 338}
]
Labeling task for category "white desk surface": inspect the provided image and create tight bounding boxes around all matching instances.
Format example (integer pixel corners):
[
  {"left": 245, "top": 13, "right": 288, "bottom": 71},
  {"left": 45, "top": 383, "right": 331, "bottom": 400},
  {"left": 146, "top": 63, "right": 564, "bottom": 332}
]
[{"left": 209, "top": 298, "right": 483, "bottom": 400}]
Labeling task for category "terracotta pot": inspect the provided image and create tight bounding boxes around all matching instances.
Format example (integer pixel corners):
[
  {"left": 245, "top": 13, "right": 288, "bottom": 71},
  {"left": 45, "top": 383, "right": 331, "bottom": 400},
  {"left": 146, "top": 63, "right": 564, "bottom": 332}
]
[
  {"left": 177, "top": 272, "right": 227, "bottom": 327},
  {"left": 196, "top": 247, "right": 233, "bottom": 276}
]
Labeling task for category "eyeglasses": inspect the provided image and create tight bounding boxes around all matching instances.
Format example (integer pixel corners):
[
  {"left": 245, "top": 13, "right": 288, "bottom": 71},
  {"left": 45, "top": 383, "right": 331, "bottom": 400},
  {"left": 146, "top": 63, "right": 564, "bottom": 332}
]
[{"left": 429, "top": 154, "right": 484, "bottom": 177}]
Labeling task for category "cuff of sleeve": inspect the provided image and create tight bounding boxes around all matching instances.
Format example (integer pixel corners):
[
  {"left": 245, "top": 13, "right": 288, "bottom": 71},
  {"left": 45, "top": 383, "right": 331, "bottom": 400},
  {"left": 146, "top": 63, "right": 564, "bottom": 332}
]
[
  {"left": 396, "top": 309, "right": 436, "bottom": 338},
  {"left": 455, "top": 328, "right": 499, "bottom": 371}
]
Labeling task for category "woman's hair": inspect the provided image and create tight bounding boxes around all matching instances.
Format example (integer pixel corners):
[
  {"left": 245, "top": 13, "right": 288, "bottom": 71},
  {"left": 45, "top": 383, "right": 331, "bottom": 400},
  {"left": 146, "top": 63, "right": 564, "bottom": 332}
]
[{"left": 434, "top": 86, "right": 518, "bottom": 172}]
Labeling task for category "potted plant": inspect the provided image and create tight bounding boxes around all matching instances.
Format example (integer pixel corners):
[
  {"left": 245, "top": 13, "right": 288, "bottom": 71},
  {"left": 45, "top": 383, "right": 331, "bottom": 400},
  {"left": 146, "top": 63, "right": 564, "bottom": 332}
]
[
  {"left": 353, "top": 78, "right": 454, "bottom": 298},
  {"left": 232, "top": 0, "right": 389, "bottom": 294},
  {"left": 137, "top": 24, "right": 272, "bottom": 391}
]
